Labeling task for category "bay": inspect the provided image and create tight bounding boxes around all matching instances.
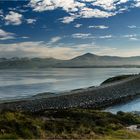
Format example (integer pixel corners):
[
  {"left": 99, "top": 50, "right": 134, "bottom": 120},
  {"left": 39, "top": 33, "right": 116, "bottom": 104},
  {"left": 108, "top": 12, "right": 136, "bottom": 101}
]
[{"left": 0, "top": 68, "right": 140, "bottom": 112}]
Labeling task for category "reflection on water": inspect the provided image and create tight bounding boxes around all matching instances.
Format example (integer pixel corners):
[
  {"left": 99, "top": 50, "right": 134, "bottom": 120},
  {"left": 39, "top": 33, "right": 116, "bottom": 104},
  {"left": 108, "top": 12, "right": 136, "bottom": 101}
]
[{"left": 0, "top": 68, "right": 139, "bottom": 100}]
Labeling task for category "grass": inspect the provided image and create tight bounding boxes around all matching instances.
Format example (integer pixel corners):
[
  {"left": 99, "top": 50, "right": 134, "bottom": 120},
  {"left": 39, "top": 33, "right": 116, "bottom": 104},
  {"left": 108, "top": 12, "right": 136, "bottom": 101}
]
[{"left": 0, "top": 109, "right": 139, "bottom": 139}]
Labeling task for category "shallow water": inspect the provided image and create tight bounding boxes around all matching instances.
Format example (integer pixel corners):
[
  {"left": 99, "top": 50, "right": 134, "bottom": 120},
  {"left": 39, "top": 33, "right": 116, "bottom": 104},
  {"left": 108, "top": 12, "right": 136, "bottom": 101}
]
[
  {"left": 105, "top": 97, "right": 140, "bottom": 113},
  {"left": 0, "top": 68, "right": 140, "bottom": 112}
]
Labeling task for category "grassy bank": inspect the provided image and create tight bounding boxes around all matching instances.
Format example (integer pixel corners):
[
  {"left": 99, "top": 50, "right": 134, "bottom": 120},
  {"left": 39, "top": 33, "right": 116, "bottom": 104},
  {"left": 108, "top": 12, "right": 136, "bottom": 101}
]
[{"left": 0, "top": 109, "right": 140, "bottom": 139}]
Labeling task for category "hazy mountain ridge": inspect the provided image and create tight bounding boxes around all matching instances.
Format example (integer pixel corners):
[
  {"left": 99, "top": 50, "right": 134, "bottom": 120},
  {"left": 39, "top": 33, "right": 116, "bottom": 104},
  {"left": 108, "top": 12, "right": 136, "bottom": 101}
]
[{"left": 1, "top": 53, "right": 140, "bottom": 69}]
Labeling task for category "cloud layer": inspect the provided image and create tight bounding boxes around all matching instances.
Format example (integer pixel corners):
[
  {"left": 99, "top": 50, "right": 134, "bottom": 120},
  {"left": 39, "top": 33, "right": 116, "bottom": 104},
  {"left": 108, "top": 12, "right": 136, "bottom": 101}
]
[
  {"left": 1, "top": 41, "right": 140, "bottom": 59},
  {"left": 29, "top": 0, "right": 139, "bottom": 23}
]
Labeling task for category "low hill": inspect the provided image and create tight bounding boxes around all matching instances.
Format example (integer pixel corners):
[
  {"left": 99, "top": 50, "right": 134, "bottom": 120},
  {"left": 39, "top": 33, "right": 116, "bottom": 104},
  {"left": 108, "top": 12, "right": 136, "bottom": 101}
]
[{"left": 1, "top": 53, "right": 140, "bottom": 68}]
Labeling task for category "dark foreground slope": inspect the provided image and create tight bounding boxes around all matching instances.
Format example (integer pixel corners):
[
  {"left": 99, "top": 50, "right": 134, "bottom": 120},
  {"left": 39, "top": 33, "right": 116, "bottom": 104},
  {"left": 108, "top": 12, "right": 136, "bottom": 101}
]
[
  {"left": 0, "top": 74, "right": 140, "bottom": 112},
  {"left": 0, "top": 109, "right": 140, "bottom": 139}
]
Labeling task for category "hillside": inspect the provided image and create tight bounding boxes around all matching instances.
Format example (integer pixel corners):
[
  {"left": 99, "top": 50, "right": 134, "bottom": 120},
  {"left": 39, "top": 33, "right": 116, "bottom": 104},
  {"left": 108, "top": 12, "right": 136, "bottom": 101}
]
[
  {"left": 64, "top": 53, "right": 140, "bottom": 67},
  {"left": 1, "top": 53, "right": 140, "bottom": 68},
  {"left": 0, "top": 109, "right": 140, "bottom": 139}
]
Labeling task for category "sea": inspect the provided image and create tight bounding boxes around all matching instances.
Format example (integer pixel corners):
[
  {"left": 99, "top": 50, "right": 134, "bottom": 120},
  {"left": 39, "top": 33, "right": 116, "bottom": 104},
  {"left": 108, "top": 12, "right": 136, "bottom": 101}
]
[{"left": 0, "top": 68, "right": 140, "bottom": 112}]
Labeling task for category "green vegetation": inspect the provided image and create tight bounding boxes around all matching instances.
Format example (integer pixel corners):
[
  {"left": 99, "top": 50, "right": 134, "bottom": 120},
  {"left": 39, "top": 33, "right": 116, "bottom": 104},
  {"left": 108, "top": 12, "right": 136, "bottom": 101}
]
[{"left": 0, "top": 109, "right": 140, "bottom": 139}]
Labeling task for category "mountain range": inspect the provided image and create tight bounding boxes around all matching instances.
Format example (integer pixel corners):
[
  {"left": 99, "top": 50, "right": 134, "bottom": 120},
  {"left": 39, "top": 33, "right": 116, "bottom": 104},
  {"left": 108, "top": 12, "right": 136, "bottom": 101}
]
[{"left": 0, "top": 53, "right": 140, "bottom": 69}]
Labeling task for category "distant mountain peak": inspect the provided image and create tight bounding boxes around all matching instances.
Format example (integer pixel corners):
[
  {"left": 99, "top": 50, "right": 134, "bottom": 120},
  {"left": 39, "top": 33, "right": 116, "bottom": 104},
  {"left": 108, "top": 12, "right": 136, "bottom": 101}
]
[
  {"left": 82, "top": 53, "right": 96, "bottom": 57},
  {"left": 71, "top": 53, "right": 98, "bottom": 61}
]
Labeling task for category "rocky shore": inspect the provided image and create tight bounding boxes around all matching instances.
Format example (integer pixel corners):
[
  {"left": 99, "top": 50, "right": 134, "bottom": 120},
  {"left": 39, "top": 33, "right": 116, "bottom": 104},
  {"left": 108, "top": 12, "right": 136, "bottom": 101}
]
[{"left": 0, "top": 74, "right": 140, "bottom": 112}]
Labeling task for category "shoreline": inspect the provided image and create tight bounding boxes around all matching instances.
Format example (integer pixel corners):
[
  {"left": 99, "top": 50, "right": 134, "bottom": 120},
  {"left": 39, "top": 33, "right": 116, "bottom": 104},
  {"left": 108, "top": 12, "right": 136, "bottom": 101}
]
[{"left": 0, "top": 74, "right": 140, "bottom": 112}]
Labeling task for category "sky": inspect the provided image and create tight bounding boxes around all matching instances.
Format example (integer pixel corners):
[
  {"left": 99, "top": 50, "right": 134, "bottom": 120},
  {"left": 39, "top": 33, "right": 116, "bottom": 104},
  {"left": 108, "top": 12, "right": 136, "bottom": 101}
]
[{"left": 1, "top": 0, "right": 140, "bottom": 59}]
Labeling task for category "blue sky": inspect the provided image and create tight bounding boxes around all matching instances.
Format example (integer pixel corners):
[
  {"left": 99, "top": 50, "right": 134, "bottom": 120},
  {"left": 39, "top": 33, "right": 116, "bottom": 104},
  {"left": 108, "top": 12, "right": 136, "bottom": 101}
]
[{"left": 1, "top": 0, "right": 140, "bottom": 59}]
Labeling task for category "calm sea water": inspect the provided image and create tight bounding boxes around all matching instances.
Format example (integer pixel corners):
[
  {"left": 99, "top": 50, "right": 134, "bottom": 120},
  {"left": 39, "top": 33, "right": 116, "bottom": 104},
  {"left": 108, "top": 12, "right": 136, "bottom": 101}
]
[
  {"left": 105, "top": 98, "right": 140, "bottom": 113},
  {"left": 0, "top": 68, "right": 140, "bottom": 112}
]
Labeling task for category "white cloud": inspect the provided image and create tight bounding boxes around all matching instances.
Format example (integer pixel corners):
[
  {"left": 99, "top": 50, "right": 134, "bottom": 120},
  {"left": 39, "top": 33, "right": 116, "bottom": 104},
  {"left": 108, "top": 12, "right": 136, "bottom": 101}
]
[
  {"left": 96, "top": 47, "right": 140, "bottom": 57},
  {"left": 118, "top": 7, "right": 129, "bottom": 13},
  {"left": 135, "top": 3, "right": 140, "bottom": 7},
  {"left": 29, "top": 0, "right": 134, "bottom": 24},
  {"left": 0, "top": 29, "right": 15, "bottom": 40},
  {"left": 60, "top": 16, "right": 77, "bottom": 24},
  {"left": 72, "top": 33, "right": 92, "bottom": 39},
  {"left": 81, "top": 0, "right": 95, "bottom": 2},
  {"left": 128, "top": 25, "right": 137, "bottom": 28},
  {"left": 122, "top": 34, "right": 139, "bottom": 41},
  {"left": 29, "top": 0, "right": 85, "bottom": 12},
  {"left": 99, "top": 35, "right": 112, "bottom": 39},
  {"left": 71, "top": 33, "right": 113, "bottom": 40},
  {"left": 134, "top": 0, "right": 140, "bottom": 7},
  {"left": 0, "top": 29, "right": 30, "bottom": 40},
  {"left": 49, "top": 36, "right": 62, "bottom": 43},
  {"left": 92, "top": 0, "right": 116, "bottom": 11},
  {"left": 60, "top": 8, "right": 115, "bottom": 23},
  {"left": 128, "top": 25, "right": 140, "bottom": 28},
  {"left": 21, "top": 36, "right": 30, "bottom": 39},
  {"left": 123, "top": 34, "right": 137, "bottom": 38},
  {"left": 0, "top": 10, "right": 3, "bottom": 14},
  {"left": 4, "top": 11, "right": 23, "bottom": 25},
  {"left": 26, "top": 18, "right": 36, "bottom": 24},
  {"left": 74, "top": 24, "right": 82, "bottom": 28},
  {"left": 79, "top": 8, "right": 116, "bottom": 18},
  {"left": 0, "top": 10, "right": 3, "bottom": 18},
  {"left": 129, "top": 37, "right": 139, "bottom": 41},
  {"left": 19, "top": 9, "right": 29, "bottom": 13},
  {"left": 88, "top": 25, "right": 109, "bottom": 29},
  {"left": 117, "top": 0, "right": 129, "bottom": 4},
  {"left": 92, "top": 0, "right": 129, "bottom": 11}
]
